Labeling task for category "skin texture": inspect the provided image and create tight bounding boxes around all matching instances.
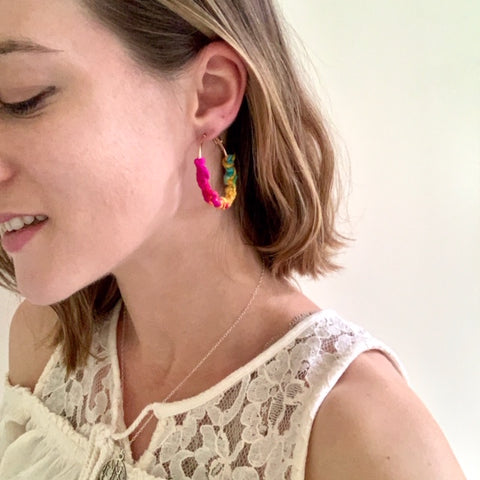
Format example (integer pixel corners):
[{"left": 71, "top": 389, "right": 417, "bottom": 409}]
[{"left": 1, "top": 1, "right": 467, "bottom": 477}]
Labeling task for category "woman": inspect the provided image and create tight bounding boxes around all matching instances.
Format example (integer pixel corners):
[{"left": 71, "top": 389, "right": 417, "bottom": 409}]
[{"left": 0, "top": 0, "right": 466, "bottom": 478}]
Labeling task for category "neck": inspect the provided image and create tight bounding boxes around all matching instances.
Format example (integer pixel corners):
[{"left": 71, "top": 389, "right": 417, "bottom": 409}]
[
  {"left": 120, "top": 262, "right": 266, "bottom": 402},
  {"left": 111, "top": 212, "right": 294, "bottom": 377}
]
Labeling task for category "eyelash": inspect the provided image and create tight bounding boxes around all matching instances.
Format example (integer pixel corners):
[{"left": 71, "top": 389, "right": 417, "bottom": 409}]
[{"left": 0, "top": 86, "right": 56, "bottom": 117}]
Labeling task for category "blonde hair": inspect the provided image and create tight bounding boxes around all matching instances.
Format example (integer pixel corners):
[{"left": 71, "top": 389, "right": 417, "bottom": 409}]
[{"left": 0, "top": 0, "right": 350, "bottom": 374}]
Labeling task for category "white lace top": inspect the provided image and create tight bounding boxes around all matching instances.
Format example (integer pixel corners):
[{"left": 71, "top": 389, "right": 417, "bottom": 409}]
[{"left": 0, "top": 300, "right": 408, "bottom": 479}]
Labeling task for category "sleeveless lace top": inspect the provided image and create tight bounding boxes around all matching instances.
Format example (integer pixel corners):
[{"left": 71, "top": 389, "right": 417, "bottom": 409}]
[{"left": 0, "top": 299, "right": 409, "bottom": 479}]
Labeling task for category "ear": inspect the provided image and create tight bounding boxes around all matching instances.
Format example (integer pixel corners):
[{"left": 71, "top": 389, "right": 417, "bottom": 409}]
[{"left": 190, "top": 41, "right": 248, "bottom": 141}]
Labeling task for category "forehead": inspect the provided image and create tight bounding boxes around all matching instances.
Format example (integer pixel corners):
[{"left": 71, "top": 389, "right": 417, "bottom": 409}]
[{"left": 0, "top": 0, "right": 137, "bottom": 69}]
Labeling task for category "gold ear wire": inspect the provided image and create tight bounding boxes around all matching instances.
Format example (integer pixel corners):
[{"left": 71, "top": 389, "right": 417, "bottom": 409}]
[
  {"left": 198, "top": 133, "right": 208, "bottom": 158},
  {"left": 213, "top": 137, "right": 228, "bottom": 158}
]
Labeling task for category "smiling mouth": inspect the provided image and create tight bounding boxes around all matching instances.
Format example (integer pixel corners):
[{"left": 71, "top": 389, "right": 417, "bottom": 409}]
[{"left": 1, "top": 217, "right": 49, "bottom": 237}]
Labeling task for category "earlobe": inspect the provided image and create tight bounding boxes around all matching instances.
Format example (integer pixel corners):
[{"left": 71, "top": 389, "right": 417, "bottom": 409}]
[{"left": 193, "top": 42, "right": 248, "bottom": 137}]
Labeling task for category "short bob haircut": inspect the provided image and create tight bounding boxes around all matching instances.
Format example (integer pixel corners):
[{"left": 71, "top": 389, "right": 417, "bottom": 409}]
[{"left": 0, "top": 0, "right": 349, "bottom": 374}]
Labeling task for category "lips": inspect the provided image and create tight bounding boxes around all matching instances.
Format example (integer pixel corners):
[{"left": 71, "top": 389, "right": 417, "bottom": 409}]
[{"left": 1, "top": 219, "right": 48, "bottom": 253}]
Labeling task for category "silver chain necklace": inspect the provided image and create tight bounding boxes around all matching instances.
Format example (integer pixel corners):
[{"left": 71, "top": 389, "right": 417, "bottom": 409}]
[{"left": 97, "top": 264, "right": 265, "bottom": 480}]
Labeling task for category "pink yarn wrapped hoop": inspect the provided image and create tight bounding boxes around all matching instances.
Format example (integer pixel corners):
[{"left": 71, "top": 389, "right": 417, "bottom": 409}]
[{"left": 194, "top": 137, "right": 237, "bottom": 210}]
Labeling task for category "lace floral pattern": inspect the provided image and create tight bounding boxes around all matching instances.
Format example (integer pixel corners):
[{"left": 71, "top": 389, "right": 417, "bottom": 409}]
[
  {"left": 40, "top": 317, "right": 115, "bottom": 439},
  {"left": 37, "top": 306, "right": 399, "bottom": 479}
]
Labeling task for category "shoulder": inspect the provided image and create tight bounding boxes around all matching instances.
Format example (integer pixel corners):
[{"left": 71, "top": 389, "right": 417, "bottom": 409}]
[
  {"left": 305, "top": 349, "right": 466, "bottom": 479},
  {"left": 8, "top": 299, "right": 59, "bottom": 391}
]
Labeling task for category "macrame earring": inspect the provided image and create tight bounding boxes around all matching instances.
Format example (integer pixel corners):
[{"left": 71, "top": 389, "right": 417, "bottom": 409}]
[{"left": 194, "top": 136, "right": 237, "bottom": 210}]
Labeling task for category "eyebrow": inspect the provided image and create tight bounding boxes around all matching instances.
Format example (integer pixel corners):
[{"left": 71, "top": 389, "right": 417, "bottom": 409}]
[{"left": 0, "top": 39, "right": 63, "bottom": 56}]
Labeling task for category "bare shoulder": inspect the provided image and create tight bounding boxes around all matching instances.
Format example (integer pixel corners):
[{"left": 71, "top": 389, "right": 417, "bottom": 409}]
[
  {"left": 305, "top": 350, "right": 466, "bottom": 479},
  {"left": 8, "top": 299, "right": 59, "bottom": 391}
]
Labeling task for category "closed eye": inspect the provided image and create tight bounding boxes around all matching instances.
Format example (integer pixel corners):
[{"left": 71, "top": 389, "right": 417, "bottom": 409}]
[{"left": 0, "top": 86, "right": 57, "bottom": 117}]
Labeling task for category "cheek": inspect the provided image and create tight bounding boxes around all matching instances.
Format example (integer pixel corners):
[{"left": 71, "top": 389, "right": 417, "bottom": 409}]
[
  {"left": 41, "top": 116, "right": 178, "bottom": 253},
  {"left": 26, "top": 72, "right": 184, "bottom": 248},
  {"left": 9, "top": 76, "right": 186, "bottom": 303},
  {"left": 18, "top": 143, "right": 169, "bottom": 305}
]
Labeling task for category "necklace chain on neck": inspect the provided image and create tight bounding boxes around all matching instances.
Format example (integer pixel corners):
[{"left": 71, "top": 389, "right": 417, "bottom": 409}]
[{"left": 120, "top": 263, "right": 266, "bottom": 447}]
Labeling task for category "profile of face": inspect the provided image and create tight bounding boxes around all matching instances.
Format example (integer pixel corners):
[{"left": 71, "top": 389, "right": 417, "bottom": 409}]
[{"left": 0, "top": 0, "right": 214, "bottom": 305}]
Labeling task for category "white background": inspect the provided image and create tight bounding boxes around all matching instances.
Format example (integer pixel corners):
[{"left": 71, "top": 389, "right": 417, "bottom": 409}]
[{"left": 1, "top": 0, "right": 479, "bottom": 478}]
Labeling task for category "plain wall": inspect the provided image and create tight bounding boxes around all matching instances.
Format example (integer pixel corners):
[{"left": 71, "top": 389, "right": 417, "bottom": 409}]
[{"left": 1, "top": 0, "right": 479, "bottom": 477}]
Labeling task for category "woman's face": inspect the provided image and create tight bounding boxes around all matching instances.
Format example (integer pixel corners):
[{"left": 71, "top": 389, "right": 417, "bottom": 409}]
[{"left": 0, "top": 0, "right": 195, "bottom": 304}]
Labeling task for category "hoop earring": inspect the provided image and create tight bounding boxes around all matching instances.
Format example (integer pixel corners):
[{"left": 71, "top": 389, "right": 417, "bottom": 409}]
[{"left": 194, "top": 136, "right": 238, "bottom": 210}]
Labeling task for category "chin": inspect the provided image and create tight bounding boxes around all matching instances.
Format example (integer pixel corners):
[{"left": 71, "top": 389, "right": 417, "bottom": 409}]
[{"left": 16, "top": 270, "right": 101, "bottom": 307}]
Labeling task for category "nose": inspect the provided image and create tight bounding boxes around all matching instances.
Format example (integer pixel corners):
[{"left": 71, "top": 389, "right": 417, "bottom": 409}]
[
  {"left": 0, "top": 122, "right": 13, "bottom": 182},
  {"left": 0, "top": 123, "right": 21, "bottom": 185},
  {"left": 0, "top": 157, "right": 16, "bottom": 184}
]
